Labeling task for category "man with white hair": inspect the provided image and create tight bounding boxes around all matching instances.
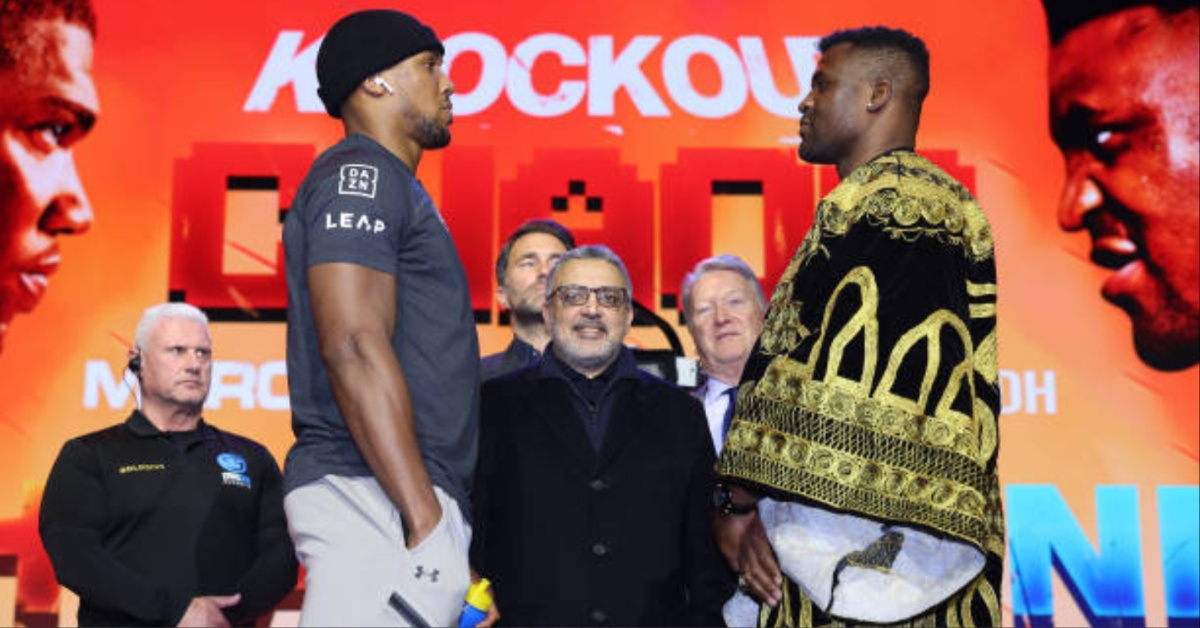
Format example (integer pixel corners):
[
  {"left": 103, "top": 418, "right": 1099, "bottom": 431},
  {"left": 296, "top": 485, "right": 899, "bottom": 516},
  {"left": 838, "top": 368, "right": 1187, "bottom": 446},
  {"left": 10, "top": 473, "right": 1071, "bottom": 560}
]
[
  {"left": 679, "top": 255, "right": 766, "bottom": 453},
  {"left": 39, "top": 302, "right": 297, "bottom": 627}
]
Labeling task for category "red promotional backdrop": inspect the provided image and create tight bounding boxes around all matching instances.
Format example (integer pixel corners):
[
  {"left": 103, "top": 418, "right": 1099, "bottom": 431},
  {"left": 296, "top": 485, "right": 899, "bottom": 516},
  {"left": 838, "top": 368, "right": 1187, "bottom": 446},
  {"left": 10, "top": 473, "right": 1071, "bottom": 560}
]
[{"left": 1, "top": 1, "right": 1196, "bottom": 626}]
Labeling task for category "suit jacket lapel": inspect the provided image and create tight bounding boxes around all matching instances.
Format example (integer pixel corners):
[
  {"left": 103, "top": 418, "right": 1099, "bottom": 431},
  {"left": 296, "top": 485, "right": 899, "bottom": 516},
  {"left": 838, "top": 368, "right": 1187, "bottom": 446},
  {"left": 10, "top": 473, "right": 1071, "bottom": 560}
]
[
  {"left": 597, "top": 376, "right": 653, "bottom": 469},
  {"left": 528, "top": 375, "right": 598, "bottom": 470}
]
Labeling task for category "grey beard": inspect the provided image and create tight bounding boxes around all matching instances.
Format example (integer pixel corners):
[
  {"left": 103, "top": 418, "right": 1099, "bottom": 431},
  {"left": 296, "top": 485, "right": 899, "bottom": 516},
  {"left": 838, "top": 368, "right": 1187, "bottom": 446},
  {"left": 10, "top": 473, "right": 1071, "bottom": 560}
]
[{"left": 559, "top": 347, "right": 617, "bottom": 374}]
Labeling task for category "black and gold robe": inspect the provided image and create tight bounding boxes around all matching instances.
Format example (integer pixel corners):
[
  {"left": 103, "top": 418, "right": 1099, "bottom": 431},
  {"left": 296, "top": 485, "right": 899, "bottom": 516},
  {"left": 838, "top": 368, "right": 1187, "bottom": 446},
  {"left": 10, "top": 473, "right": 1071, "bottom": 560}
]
[{"left": 716, "top": 150, "right": 1004, "bottom": 627}]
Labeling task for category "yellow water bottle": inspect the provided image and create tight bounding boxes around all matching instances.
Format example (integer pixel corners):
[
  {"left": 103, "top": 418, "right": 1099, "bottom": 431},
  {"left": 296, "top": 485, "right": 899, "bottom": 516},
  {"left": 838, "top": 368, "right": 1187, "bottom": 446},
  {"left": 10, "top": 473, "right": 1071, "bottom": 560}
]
[{"left": 458, "top": 578, "right": 492, "bottom": 627}]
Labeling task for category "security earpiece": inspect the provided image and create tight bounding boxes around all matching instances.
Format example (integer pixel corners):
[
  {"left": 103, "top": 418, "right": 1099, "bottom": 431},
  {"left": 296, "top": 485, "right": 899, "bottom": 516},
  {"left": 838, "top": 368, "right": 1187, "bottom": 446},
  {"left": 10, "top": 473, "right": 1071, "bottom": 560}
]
[
  {"left": 374, "top": 76, "right": 395, "bottom": 95},
  {"left": 128, "top": 350, "right": 141, "bottom": 375}
]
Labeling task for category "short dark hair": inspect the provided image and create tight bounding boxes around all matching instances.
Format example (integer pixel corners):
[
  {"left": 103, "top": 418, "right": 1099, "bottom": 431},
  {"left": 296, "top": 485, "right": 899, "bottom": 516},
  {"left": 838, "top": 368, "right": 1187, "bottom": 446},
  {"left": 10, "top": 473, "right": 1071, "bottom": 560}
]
[
  {"left": 495, "top": 219, "right": 577, "bottom": 286},
  {"left": 1042, "top": 0, "right": 1198, "bottom": 43},
  {"left": 819, "top": 26, "right": 930, "bottom": 113},
  {"left": 1, "top": 0, "right": 96, "bottom": 68}
]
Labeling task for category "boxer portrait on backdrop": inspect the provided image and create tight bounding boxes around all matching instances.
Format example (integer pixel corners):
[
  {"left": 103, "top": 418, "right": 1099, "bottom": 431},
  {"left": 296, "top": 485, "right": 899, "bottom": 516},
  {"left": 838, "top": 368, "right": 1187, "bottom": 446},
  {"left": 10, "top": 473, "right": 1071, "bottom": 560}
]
[
  {"left": 0, "top": 0, "right": 97, "bottom": 355},
  {"left": 1044, "top": 0, "right": 1200, "bottom": 372}
]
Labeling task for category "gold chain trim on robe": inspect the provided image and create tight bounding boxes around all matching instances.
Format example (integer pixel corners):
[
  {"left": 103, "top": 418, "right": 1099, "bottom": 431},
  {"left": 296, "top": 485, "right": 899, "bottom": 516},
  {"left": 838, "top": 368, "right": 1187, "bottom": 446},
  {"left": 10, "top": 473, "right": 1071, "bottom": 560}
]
[{"left": 722, "top": 391, "right": 993, "bottom": 549}]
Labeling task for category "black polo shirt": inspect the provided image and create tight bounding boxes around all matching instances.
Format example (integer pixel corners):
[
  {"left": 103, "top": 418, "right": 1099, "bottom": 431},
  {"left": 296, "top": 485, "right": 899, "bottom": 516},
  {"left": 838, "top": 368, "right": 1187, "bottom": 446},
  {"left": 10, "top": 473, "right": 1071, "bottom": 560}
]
[{"left": 39, "top": 411, "right": 297, "bottom": 627}]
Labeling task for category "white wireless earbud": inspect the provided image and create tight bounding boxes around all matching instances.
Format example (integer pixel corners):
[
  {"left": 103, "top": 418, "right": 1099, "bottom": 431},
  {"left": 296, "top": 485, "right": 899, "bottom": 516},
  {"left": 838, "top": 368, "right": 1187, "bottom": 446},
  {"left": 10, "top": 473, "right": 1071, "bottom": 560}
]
[{"left": 374, "top": 77, "right": 395, "bottom": 94}]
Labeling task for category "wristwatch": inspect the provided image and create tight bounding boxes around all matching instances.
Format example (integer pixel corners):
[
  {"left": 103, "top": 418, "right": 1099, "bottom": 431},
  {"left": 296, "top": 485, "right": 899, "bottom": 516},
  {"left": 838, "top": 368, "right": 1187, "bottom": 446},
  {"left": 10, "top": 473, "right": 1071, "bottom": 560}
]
[{"left": 713, "top": 483, "right": 757, "bottom": 516}]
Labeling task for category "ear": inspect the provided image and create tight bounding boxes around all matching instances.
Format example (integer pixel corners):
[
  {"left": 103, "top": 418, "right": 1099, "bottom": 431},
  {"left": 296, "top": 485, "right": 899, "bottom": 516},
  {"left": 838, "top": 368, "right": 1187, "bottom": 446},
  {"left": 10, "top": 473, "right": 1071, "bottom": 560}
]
[
  {"left": 362, "top": 75, "right": 392, "bottom": 97},
  {"left": 866, "top": 79, "right": 892, "bottom": 112},
  {"left": 127, "top": 347, "right": 142, "bottom": 376},
  {"left": 496, "top": 284, "right": 511, "bottom": 311}
]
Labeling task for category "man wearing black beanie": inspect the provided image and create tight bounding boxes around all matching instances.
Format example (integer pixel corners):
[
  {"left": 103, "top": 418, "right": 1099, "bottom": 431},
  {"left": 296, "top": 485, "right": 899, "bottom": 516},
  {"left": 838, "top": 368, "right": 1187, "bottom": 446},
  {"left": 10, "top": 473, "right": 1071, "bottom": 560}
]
[{"left": 281, "top": 9, "right": 487, "bottom": 626}]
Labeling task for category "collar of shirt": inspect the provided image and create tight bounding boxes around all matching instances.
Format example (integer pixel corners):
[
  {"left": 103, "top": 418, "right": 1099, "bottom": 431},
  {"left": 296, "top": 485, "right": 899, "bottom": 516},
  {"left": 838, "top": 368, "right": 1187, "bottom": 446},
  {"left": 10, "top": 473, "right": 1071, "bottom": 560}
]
[
  {"left": 702, "top": 377, "right": 736, "bottom": 404},
  {"left": 503, "top": 336, "right": 540, "bottom": 366},
  {"left": 696, "top": 377, "right": 736, "bottom": 453},
  {"left": 125, "top": 410, "right": 215, "bottom": 451},
  {"left": 539, "top": 343, "right": 640, "bottom": 405}
]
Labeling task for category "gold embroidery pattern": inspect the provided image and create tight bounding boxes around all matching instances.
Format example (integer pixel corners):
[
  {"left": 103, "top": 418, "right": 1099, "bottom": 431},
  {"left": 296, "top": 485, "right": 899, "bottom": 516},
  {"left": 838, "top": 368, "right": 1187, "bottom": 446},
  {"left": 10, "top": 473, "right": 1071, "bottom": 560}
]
[
  {"left": 720, "top": 150, "right": 1003, "bottom": 555},
  {"left": 968, "top": 280, "right": 999, "bottom": 462},
  {"left": 724, "top": 392, "right": 992, "bottom": 546},
  {"left": 760, "top": 297, "right": 810, "bottom": 357},
  {"left": 966, "top": 280, "right": 996, "bottom": 297},
  {"left": 819, "top": 267, "right": 880, "bottom": 392},
  {"left": 969, "top": 303, "right": 996, "bottom": 318},
  {"left": 796, "top": 152, "right": 994, "bottom": 265},
  {"left": 975, "top": 330, "right": 999, "bottom": 385},
  {"left": 984, "top": 475, "right": 1005, "bottom": 557},
  {"left": 874, "top": 308, "right": 975, "bottom": 428},
  {"left": 752, "top": 267, "right": 996, "bottom": 467},
  {"left": 945, "top": 577, "right": 1002, "bottom": 628},
  {"left": 759, "top": 249, "right": 811, "bottom": 356},
  {"left": 748, "top": 376, "right": 983, "bottom": 462}
]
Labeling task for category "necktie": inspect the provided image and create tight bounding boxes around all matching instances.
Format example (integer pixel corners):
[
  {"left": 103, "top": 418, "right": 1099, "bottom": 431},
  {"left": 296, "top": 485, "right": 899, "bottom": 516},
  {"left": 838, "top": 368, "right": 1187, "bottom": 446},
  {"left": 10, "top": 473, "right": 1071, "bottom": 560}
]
[{"left": 721, "top": 387, "right": 738, "bottom": 438}]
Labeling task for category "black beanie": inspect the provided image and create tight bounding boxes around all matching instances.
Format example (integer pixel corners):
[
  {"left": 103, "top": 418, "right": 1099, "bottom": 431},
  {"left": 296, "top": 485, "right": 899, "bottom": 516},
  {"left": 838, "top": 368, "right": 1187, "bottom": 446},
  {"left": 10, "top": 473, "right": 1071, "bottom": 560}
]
[{"left": 316, "top": 9, "right": 445, "bottom": 118}]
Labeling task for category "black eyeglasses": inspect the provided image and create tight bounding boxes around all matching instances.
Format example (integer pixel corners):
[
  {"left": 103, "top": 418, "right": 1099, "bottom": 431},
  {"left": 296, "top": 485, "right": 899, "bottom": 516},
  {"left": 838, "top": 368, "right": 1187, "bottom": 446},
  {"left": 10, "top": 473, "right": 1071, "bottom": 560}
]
[{"left": 552, "top": 284, "right": 629, "bottom": 309}]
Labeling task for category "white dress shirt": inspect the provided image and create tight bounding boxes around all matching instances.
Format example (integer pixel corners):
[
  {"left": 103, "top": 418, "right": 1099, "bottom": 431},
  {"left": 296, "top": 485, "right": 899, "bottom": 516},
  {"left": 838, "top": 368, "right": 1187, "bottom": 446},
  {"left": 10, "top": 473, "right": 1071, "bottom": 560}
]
[{"left": 693, "top": 377, "right": 735, "bottom": 454}]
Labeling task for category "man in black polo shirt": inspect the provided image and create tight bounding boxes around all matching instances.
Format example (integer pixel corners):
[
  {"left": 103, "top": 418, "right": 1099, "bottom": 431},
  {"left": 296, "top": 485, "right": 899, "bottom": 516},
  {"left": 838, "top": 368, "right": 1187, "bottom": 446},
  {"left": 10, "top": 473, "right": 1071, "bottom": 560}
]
[{"left": 39, "top": 303, "right": 297, "bottom": 627}]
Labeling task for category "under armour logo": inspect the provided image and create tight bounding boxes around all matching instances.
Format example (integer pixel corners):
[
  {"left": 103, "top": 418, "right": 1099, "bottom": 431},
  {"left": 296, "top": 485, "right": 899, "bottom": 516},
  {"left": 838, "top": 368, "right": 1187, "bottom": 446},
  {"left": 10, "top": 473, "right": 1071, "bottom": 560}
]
[{"left": 414, "top": 565, "right": 439, "bottom": 582}]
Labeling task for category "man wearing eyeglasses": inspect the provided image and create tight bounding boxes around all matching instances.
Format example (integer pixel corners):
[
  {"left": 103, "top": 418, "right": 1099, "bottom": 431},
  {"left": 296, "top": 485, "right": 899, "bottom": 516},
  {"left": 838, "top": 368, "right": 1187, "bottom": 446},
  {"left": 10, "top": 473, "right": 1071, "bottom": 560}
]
[{"left": 469, "top": 245, "right": 735, "bottom": 626}]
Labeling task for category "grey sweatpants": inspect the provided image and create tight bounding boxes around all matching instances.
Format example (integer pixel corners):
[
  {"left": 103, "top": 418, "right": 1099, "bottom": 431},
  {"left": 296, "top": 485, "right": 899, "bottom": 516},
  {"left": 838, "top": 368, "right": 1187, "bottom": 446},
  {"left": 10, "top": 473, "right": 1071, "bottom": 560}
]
[{"left": 285, "top": 475, "right": 471, "bottom": 627}]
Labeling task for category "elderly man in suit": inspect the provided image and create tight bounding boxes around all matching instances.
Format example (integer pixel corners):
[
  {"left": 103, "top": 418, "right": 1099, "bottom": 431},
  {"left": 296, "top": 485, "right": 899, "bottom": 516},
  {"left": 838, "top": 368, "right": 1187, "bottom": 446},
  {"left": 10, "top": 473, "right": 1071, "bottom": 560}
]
[
  {"left": 680, "top": 255, "right": 766, "bottom": 454},
  {"left": 470, "top": 245, "right": 734, "bottom": 626}
]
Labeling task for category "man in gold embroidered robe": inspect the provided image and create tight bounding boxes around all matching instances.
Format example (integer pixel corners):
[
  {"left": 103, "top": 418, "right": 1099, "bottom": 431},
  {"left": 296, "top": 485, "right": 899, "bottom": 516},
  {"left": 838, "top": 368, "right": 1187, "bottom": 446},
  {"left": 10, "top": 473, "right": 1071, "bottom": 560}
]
[{"left": 713, "top": 26, "right": 1004, "bottom": 627}]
